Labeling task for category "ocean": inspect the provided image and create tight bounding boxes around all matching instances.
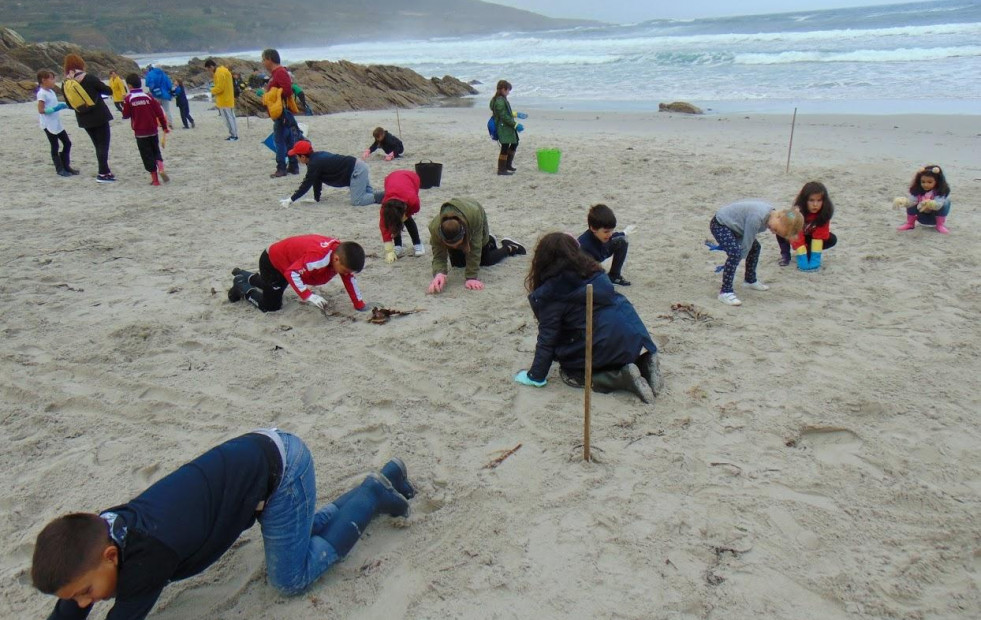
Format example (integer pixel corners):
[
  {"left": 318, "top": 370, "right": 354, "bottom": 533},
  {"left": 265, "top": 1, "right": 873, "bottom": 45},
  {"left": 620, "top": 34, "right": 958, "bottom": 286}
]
[{"left": 135, "top": 0, "right": 981, "bottom": 115}]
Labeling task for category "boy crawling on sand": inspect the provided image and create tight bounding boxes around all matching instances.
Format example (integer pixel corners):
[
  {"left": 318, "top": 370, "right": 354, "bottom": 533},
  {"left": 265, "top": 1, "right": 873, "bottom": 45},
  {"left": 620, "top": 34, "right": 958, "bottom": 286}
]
[
  {"left": 228, "top": 234, "right": 366, "bottom": 313},
  {"left": 31, "top": 430, "right": 415, "bottom": 619}
]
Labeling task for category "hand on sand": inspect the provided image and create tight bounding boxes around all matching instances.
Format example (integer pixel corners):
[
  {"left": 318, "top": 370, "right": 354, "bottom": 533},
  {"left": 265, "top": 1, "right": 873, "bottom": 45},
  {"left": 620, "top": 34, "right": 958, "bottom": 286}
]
[
  {"left": 465, "top": 279, "right": 484, "bottom": 291},
  {"left": 305, "top": 294, "right": 328, "bottom": 309},
  {"left": 428, "top": 273, "right": 446, "bottom": 294},
  {"left": 279, "top": 197, "right": 293, "bottom": 208}
]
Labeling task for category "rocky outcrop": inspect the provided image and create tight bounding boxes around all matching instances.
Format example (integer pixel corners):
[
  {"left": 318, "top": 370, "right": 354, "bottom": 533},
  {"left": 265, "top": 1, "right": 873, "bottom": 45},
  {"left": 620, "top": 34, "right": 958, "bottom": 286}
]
[
  {"left": 0, "top": 27, "right": 138, "bottom": 103},
  {"left": 659, "top": 101, "right": 704, "bottom": 115},
  {"left": 163, "top": 57, "right": 477, "bottom": 117},
  {"left": 0, "top": 26, "right": 476, "bottom": 112}
]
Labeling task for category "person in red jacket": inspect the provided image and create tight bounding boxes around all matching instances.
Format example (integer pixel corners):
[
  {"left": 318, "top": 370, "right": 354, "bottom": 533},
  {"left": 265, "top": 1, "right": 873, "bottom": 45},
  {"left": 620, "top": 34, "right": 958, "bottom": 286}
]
[
  {"left": 121, "top": 73, "right": 170, "bottom": 186},
  {"left": 777, "top": 181, "right": 836, "bottom": 271},
  {"left": 227, "top": 235, "right": 367, "bottom": 313},
  {"left": 379, "top": 169, "right": 425, "bottom": 263}
]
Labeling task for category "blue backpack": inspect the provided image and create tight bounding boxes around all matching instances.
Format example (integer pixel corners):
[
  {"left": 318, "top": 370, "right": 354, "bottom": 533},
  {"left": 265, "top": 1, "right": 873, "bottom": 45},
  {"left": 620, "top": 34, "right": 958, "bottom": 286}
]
[{"left": 487, "top": 117, "right": 498, "bottom": 141}]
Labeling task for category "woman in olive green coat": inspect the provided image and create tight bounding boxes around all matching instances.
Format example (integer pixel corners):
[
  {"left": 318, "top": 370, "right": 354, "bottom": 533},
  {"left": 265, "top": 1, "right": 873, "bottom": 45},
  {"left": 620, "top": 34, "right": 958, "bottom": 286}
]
[{"left": 490, "top": 80, "right": 519, "bottom": 175}]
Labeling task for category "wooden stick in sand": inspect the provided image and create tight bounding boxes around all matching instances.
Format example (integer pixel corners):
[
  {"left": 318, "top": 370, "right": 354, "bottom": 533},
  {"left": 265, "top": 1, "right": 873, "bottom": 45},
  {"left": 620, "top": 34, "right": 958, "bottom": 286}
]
[
  {"left": 785, "top": 107, "right": 797, "bottom": 174},
  {"left": 584, "top": 284, "right": 594, "bottom": 462},
  {"left": 396, "top": 106, "right": 402, "bottom": 139}
]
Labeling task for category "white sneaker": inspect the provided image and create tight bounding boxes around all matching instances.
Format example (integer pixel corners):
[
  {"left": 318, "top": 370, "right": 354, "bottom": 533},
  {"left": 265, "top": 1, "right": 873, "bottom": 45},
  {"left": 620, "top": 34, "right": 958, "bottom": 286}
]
[
  {"left": 743, "top": 280, "right": 769, "bottom": 291},
  {"left": 393, "top": 245, "right": 405, "bottom": 257},
  {"left": 718, "top": 292, "right": 742, "bottom": 306},
  {"left": 413, "top": 244, "right": 425, "bottom": 256}
]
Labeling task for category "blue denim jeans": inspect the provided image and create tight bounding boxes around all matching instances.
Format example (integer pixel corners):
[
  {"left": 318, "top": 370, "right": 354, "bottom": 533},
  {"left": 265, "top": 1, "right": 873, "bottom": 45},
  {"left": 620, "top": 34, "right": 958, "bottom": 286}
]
[
  {"left": 258, "top": 432, "right": 341, "bottom": 595},
  {"left": 348, "top": 159, "right": 379, "bottom": 206},
  {"left": 273, "top": 111, "right": 299, "bottom": 172}
]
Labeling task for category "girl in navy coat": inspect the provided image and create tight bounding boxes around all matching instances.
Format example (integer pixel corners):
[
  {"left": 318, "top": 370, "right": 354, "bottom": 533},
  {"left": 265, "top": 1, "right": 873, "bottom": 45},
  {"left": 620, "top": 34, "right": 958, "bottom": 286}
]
[{"left": 514, "top": 232, "right": 662, "bottom": 404}]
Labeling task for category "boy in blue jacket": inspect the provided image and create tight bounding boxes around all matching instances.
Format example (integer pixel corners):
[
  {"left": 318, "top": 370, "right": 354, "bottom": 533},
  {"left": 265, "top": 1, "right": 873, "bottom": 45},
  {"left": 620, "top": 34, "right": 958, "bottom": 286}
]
[
  {"left": 577, "top": 204, "right": 633, "bottom": 286},
  {"left": 31, "top": 430, "right": 415, "bottom": 619}
]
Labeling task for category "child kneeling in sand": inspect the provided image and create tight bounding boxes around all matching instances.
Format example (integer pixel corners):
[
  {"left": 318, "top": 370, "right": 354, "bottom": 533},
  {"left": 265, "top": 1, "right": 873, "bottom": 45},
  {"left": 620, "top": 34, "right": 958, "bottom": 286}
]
[
  {"left": 710, "top": 200, "right": 802, "bottom": 306},
  {"left": 228, "top": 234, "right": 367, "bottom": 313},
  {"left": 31, "top": 430, "right": 415, "bottom": 618},
  {"left": 514, "top": 232, "right": 662, "bottom": 403},
  {"left": 895, "top": 164, "right": 952, "bottom": 234},
  {"left": 427, "top": 198, "right": 526, "bottom": 293},
  {"left": 379, "top": 169, "right": 425, "bottom": 262},
  {"left": 363, "top": 126, "right": 404, "bottom": 161}
]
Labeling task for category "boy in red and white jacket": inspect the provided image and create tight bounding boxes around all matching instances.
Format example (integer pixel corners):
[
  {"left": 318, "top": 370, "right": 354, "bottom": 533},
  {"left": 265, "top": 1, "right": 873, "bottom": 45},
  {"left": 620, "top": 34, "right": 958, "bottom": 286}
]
[
  {"left": 228, "top": 235, "right": 367, "bottom": 313},
  {"left": 121, "top": 73, "right": 170, "bottom": 185},
  {"left": 379, "top": 169, "right": 425, "bottom": 263}
]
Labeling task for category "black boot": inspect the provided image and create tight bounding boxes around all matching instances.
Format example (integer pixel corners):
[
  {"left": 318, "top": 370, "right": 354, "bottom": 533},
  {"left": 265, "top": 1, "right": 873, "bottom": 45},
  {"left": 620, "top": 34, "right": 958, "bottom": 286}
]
[
  {"left": 591, "top": 364, "right": 654, "bottom": 404},
  {"left": 506, "top": 151, "right": 516, "bottom": 172},
  {"left": 231, "top": 267, "right": 259, "bottom": 287},
  {"left": 53, "top": 159, "right": 71, "bottom": 177},
  {"left": 497, "top": 154, "right": 512, "bottom": 176},
  {"left": 636, "top": 351, "right": 663, "bottom": 397},
  {"left": 227, "top": 273, "right": 254, "bottom": 302},
  {"left": 60, "top": 151, "right": 79, "bottom": 175}
]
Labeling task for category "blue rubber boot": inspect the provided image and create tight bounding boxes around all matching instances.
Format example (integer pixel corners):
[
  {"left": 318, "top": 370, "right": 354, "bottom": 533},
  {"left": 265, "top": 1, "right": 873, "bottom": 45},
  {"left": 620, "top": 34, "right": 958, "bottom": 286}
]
[
  {"left": 322, "top": 473, "right": 408, "bottom": 558},
  {"left": 380, "top": 458, "right": 416, "bottom": 499}
]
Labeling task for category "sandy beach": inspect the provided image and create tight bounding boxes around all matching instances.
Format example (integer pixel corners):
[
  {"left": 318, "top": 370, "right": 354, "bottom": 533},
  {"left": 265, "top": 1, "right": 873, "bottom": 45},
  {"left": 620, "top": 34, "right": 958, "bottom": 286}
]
[{"left": 1, "top": 99, "right": 979, "bottom": 619}]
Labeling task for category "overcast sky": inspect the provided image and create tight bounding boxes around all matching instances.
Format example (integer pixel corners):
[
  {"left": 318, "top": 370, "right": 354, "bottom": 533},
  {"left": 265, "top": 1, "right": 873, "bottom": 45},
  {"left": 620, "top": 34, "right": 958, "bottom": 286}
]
[{"left": 490, "top": 0, "right": 913, "bottom": 24}]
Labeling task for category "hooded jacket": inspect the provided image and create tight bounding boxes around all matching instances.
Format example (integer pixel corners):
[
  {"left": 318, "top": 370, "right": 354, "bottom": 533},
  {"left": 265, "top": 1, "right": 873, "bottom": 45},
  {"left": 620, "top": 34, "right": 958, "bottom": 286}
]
[
  {"left": 527, "top": 270, "right": 656, "bottom": 382},
  {"left": 379, "top": 170, "right": 421, "bottom": 242},
  {"left": 428, "top": 198, "right": 489, "bottom": 280},
  {"left": 144, "top": 67, "right": 173, "bottom": 101},
  {"left": 210, "top": 65, "right": 235, "bottom": 109},
  {"left": 490, "top": 94, "right": 517, "bottom": 144}
]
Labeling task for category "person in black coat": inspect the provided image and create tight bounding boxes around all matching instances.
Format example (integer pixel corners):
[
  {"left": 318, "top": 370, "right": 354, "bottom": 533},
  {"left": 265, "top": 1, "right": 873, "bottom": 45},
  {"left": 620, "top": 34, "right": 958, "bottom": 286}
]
[
  {"left": 63, "top": 53, "right": 115, "bottom": 182},
  {"left": 514, "top": 232, "right": 663, "bottom": 404},
  {"left": 362, "top": 127, "right": 404, "bottom": 161}
]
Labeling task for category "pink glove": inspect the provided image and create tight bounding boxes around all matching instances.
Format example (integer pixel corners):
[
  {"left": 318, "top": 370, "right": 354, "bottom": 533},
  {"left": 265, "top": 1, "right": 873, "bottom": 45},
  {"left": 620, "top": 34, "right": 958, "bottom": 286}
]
[
  {"left": 428, "top": 273, "right": 447, "bottom": 294},
  {"left": 362, "top": 149, "right": 371, "bottom": 160},
  {"left": 465, "top": 279, "right": 484, "bottom": 291},
  {"left": 385, "top": 152, "right": 395, "bottom": 161}
]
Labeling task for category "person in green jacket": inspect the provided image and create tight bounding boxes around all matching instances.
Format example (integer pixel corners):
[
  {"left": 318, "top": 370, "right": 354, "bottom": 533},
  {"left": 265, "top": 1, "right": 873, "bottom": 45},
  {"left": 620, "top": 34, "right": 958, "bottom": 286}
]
[
  {"left": 427, "top": 198, "right": 526, "bottom": 293},
  {"left": 490, "top": 79, "right": 522, "bottom": 176}
]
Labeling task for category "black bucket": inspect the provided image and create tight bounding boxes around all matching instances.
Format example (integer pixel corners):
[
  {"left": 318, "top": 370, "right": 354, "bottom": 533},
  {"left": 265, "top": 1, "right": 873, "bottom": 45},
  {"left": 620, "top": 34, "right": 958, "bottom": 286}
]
[{"left": 415, "top": 160, "right": 443, "bottom": 189}]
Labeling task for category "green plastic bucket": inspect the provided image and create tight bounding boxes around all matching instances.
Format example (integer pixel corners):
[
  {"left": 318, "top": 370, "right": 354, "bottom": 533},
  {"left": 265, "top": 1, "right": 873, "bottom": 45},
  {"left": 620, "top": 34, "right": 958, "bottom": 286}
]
[{"left": 536, "top": 148, "right": 561, "bottom": 173}]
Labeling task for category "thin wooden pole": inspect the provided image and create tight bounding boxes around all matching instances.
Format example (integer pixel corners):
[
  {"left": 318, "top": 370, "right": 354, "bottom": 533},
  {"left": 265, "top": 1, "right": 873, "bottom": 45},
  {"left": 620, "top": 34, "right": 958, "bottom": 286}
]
[
  {"left": 396, "top": 107, "right": 403, "bottom": 138},
  {"left": 584, "top": 284, "right": 594, "bottom": 462},
  {"left": 785, "top": 107, "right": 797, "bottom": 174}
]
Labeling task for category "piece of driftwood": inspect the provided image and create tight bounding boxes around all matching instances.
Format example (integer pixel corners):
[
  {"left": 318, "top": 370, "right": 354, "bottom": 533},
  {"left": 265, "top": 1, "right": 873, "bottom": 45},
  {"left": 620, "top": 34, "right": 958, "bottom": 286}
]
[
  {"left": 367, "top": 306, "right": 426, "bottom": 325},
  {"left": 483, "top": 443, "right": 522, "bottom": 469},
  {"left": 670, "top": 302, "right": 714, "bottom": 322}
]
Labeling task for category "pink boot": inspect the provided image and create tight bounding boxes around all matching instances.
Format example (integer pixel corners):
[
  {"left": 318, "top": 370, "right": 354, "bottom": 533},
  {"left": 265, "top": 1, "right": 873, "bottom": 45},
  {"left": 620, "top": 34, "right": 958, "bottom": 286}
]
[
  {"left": 897, "top": 214, "right": 916, "bottom": 231},
  {"left": 935, "top": 216, "right": 949, "bottom": 234},
  {"left": 156, "top": 160, "right": 169, "bottom": 183}
]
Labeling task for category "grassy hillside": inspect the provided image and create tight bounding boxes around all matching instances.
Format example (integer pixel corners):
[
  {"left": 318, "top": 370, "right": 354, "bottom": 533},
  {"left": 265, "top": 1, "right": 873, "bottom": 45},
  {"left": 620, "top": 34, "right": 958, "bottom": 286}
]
[{"left": 1, "top": 0, "right": 596, "bottom": 53}]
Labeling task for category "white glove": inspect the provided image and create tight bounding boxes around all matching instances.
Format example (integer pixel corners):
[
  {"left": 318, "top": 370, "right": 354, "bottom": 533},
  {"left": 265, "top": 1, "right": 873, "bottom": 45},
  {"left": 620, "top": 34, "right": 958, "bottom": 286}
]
[
  {"left": 280, "top": 197, "right": 293, "bottom": 208},
  {"left": 305, "top": 294, "right": 328, "bottom": 309},
  {"left": 622, "top": 224, "right": 637, "bottom": 236}
]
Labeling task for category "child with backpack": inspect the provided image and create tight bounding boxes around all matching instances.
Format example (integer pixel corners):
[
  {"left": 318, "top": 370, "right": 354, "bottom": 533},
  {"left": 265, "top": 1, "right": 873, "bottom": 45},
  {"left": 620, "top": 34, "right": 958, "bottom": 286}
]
[
  {"left": 36, "top": 70, "right": 77, "bottom": 177},
  {"left": 121, "top": 73, "right": 170, "bottom": 186},
  {"left": 63, "top": 53, "right": 116, "bottom": 183}
]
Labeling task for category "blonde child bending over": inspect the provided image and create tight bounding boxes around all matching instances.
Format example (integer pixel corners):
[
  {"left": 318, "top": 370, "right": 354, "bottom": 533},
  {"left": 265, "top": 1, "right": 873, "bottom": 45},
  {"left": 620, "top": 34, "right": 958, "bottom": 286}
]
[{"left": 709, "top": 200, "right": 803, "bottom": 306}]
